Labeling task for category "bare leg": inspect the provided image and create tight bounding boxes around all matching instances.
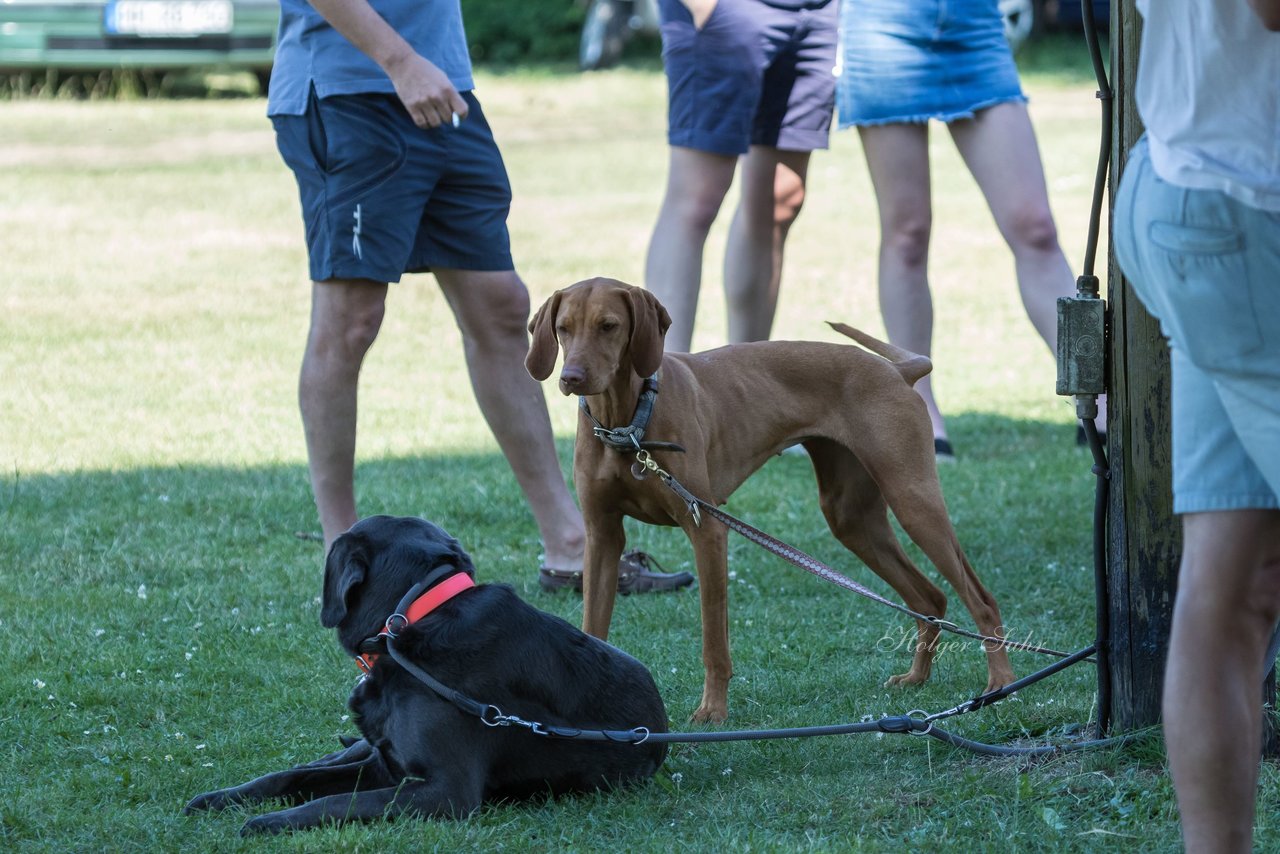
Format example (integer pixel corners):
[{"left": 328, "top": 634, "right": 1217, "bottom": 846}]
[
  {"left": 858, "top": 123, "right": 947, "bottom": 440},
  {"left": 723, "top": 146, "right": 811, "bottom": 344},
  {"left": 298, "top": 278, "right": 388, "bottom": 549},
  {"left": 1163, "top": 509, "right": 1280, "bottom": 854},
  {"left": 434, "top": 268, "right": 589, "bottom": 571},
  {"left": 950, "top": 101, "right": 1108, "bottom": 427},
  {"left": 644, "top": 146, "right": 738, "bottom": 353}
]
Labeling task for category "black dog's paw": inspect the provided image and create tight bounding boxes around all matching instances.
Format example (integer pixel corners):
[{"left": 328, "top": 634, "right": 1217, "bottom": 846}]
[
  {"left": 184, "top": 788, "right": 238, "bottom": 814},
  {"left": 239, "top": 814, "right": 290, "bottom": 836}
]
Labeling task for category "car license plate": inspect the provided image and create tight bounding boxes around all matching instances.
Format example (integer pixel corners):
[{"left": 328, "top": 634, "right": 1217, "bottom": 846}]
[{"left": 104, "top": 0, "right": 234, "bottom": 36}]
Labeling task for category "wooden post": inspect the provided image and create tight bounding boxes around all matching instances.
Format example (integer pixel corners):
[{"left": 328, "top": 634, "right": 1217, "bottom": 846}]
[{"left": 1102, "top": 0, "right": 1180, "bottom": 734}]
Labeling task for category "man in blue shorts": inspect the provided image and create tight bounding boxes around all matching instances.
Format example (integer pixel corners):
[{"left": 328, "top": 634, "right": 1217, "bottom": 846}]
[
  {"left": 266, "top": 0, "right": 693, "bottom": 594},
  {"left": 1113, "top": 1, "right": 1279, "bottom": 849},
  {"left": 645, "top": 0, "right": 837, "bottom": 352}
]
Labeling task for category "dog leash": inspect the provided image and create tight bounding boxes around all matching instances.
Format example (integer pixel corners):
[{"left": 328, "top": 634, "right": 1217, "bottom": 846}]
[
  {"left": 629, "top": 448, "right": 1085, "bottom": 661},
  {"left": 362, "top": 539, "right": 1107, "bottom": 753},
  {"left": 382, "top": 633, "right": 1128, "bottom": 757}
]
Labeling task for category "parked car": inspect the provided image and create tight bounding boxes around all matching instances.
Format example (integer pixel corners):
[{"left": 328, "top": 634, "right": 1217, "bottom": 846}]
[
  {"left": 578, "top": 0, "right": 657, "bottom": 71},
  {"left": 0, "top": 0, "right": 277, "bottom": 84}
]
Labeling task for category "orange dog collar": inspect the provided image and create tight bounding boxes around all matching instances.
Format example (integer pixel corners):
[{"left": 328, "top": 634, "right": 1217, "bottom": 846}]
[{"left": 355, "top": 573, "right": 476, "bottom": 675}]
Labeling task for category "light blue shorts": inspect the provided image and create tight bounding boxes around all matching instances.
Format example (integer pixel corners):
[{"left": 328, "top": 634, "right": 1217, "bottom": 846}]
[
  {"left": 1113, "top": 136, "right": 1280, "bottom": 514},
  {"left": 836, "top": 0, "right": 1025, "bottom": 128}
]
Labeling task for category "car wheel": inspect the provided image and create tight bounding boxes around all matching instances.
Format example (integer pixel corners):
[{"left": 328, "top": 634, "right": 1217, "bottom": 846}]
[
  {"left": 1000, "top": 0, "right": 1035, "bottom": 53},
  {"left": 580, "top": 0, "right": 631, "bottom": 71}
]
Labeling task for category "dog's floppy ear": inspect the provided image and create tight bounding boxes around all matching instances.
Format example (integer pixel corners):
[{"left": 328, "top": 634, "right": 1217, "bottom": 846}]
[
  {"left": 320, "top": 534, "right": 367, "bottom": 628},
  {"left": 525, "top": 291, "right": 563, "bottom": 381},
  {"left": 627, "top": 286, "right": 671, "bottom": 378}
]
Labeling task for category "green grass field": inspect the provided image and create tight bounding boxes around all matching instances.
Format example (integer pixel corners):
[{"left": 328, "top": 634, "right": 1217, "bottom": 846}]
[{"left": 4, "top": 44, "right": 1276, "bottom": 851}]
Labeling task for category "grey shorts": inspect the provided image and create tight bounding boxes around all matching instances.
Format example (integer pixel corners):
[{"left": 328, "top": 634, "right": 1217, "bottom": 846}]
[
  {"left": 1113, "top": 136, "right": 1280, "bottom": 514},
  {"left": 658, "top": 0, "right": 837, "bottom": 155}
]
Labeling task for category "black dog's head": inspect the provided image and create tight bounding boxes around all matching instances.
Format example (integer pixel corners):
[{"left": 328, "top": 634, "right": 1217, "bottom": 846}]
[{"left": 321, "top": 515, "right": 476, "bottom": 655}]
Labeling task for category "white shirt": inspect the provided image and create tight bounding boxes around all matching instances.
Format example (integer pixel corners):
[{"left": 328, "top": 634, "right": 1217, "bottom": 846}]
[{"left": 1135, "top": 0, "right": 1280, "bottom": 211}]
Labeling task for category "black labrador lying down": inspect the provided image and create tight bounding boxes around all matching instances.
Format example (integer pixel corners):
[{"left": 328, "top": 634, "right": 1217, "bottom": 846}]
[{"left": 185, "top": 515, "right": 668, "bottom": 834}]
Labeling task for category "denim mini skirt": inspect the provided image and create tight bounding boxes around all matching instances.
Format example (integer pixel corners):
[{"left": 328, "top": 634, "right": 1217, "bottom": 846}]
[{"left": 836, "top": 0, "right": 1026, "bottom": 127}]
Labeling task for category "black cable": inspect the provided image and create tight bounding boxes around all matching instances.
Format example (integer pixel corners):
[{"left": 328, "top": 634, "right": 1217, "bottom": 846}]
[
  {"left": 1079, "top": 0, "right": 1113, "bottom": 283},
  {"left": 1083, "top": 419, "right": 1112, "bottom": 734},
  {"left": 1076, "top": 0, "right": 1114, "bottom": 735}
]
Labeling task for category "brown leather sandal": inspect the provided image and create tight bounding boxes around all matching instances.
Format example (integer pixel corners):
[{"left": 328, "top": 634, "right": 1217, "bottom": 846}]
[{"left": 538, "top": 550, "right": 694, "bottom": 595}]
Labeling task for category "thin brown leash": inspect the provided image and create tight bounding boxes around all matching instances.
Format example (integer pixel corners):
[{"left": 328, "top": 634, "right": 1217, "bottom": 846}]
[{"left": 629, "top": 448, "right": 1089, "bottom": 662}]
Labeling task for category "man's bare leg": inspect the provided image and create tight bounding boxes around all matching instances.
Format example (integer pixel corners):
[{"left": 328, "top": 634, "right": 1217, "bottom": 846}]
[
  {"left": 434, "top": 268, "right": 588, "bottom": 570},
  {"left": 298, "top": 278, "right": 389, "bottom": 550}
]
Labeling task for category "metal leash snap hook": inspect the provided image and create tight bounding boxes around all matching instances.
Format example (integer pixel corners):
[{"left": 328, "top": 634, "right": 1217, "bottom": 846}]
[
  {"left": 383, "top": 613, "right": 408, "bottom": 638},
  {"left": 905, "top": 708, "right": 935, "bottom": 737},
  {"left": 632, "top": 449, "right": 658, "bottom": 481}
]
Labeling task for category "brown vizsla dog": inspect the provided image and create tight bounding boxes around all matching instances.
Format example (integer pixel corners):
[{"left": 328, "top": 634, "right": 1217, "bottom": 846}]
[{"left": 526, "top": 277, "right": 1014, "bottom": 722}]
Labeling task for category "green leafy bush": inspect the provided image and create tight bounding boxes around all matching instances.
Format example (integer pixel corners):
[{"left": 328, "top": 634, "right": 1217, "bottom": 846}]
[{"left": 461, "top": 0, "right": 585, "bottom": 64}]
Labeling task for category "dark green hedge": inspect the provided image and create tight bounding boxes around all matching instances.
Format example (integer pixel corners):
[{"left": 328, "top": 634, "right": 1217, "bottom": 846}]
[{"left": 461, "top": 0, "right": 586, "bottom": 64}]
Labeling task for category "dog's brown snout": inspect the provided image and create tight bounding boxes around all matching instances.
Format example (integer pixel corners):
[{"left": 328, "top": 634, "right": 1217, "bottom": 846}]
[{"left": 559, "top": 365, "right": 586, "bottom": 393}]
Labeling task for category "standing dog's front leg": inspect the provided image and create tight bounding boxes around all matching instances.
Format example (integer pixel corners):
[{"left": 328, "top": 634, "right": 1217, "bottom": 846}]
[
  {"left": 688, "top": 519, "right": 732, "bottom": 723},
  {"left": 581, "top": 510, "right": 626, "bottom": 640}
]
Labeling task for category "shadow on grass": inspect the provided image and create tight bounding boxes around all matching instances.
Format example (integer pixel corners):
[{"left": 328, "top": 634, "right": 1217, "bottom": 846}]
[{"left": 0, "top": 410, "right": 1101, "bottom": 619}]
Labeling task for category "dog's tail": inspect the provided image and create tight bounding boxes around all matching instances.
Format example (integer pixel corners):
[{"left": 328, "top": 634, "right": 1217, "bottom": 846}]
[{"left": 827, "top": 321, "right": 932, "bottom": 385}]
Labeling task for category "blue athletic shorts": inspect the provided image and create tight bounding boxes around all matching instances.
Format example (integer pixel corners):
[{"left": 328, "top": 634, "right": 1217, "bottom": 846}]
[
  {"left": 271, "top": 88, "right": 514, "bottom": 284},
  {"left": 1113, "top": 136, "right": 1280, "bottom": 514},
  {"left": 658, "top": 0, "right": 837, "bottom": 156}
]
